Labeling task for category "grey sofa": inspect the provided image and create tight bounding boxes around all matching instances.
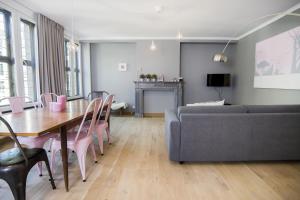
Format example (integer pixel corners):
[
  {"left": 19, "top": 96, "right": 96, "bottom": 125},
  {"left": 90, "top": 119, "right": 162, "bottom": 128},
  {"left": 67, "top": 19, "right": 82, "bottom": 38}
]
[{"left": 165, "top": 105, "right": 300, "bottom": 163}]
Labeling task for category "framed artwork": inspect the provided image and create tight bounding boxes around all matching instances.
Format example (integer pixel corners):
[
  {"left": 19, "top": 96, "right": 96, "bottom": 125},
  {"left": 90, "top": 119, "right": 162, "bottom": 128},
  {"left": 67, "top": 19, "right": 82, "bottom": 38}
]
[
  {"left": 254, "top": 26, "right": 300, "bottom": 90},
  {"left": 118, "top": 63, "right": 127, "bottom": 72}
]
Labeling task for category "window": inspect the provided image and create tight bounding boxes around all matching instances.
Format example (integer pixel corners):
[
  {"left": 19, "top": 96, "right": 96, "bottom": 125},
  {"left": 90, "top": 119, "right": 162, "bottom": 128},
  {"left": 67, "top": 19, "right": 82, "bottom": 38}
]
[
  {"left": 64, "top": 39, "right": 71, "bottom": 96},
  {"left": 0, "top": 9, "right": 13, "bottom": 102},
  {"left": 64, "top": 39, "right": 81, "bottom": 97},
  {"left": 20, "top": 19, "right": 36, "bottom": 100},
  {"left": 74, "top": 45, "right": 80, "bottom": 96}
]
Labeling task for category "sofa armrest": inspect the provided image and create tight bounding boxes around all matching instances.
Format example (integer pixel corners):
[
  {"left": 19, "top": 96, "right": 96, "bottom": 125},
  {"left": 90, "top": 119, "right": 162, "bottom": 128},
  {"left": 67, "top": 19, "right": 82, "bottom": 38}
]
[{"left": 164, "top": 109, "right": 181, "bottom": 161}]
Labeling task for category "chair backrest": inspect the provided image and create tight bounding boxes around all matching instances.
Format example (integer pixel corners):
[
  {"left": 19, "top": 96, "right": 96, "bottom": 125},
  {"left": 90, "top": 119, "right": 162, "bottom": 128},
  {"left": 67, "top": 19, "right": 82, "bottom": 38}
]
[
  {"left": 40, "top": 93, "right": 58, "bottom": 108},
  {"left": 75, "top": 98, "right": 102, "bottom": 142},
  {"left": 87, "top": 91, "right": 109, "bottom": 101},
  {"left": 0, "top": 116, "right": 28, "bottom": 165},
  {"left": 0, "top": 96, "right": 37, "bottom": 113},
  {"left": 98, "top": 94, "right": 114, "bottom": 123}
]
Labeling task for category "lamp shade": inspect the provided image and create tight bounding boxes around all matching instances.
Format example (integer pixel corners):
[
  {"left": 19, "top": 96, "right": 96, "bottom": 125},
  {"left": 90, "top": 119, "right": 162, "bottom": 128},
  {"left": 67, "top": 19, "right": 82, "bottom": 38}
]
[{"left": 213, "top": 53, "right": 228, "bottom": 63}]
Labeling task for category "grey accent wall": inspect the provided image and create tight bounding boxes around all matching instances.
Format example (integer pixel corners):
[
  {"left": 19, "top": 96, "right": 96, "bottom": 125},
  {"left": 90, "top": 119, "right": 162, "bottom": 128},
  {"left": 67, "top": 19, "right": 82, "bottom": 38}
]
[
  {"left": 180, "top": 43, "right": 236, "bottom": 105},
  {"left": 232, "top": 14, "right": 300, "bottom": 105},
  {"left": 136, "top": 40, "right": 180, "bottom": 79},
  {"left": 90, "top": 40, "right": 180, "bottom": 113},
  {"left": 90, "top": 42, "right": 137, "bottom": 110},
  {"left": 136, "top": 40, "right": 180, "bottom": 112}
]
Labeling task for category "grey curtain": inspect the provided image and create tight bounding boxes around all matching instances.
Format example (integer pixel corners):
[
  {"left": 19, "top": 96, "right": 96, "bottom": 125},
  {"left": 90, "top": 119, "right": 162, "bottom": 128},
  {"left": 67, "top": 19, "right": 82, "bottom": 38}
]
[{"left": 37, "top": 14, "right": 66, "bottom": 95}]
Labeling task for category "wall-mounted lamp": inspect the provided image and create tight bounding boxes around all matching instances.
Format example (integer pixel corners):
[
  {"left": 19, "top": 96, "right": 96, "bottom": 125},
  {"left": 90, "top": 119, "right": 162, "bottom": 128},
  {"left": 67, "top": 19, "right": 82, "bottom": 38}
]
[{"left": 213, "top": 12, "right": 300, "bottom": 63}]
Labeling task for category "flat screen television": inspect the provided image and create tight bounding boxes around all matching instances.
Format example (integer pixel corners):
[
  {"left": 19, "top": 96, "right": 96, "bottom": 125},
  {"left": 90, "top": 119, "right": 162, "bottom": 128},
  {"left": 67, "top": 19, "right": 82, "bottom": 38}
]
[{"left": 207, "top": 74, "right": 231, "bottom": 87}]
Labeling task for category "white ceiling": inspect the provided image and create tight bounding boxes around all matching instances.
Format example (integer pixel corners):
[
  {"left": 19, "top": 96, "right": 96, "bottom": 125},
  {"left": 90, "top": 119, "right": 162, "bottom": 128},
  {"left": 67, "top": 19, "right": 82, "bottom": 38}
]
[{"left": 13, "top": 0, "right": 300, "bottom": 40}]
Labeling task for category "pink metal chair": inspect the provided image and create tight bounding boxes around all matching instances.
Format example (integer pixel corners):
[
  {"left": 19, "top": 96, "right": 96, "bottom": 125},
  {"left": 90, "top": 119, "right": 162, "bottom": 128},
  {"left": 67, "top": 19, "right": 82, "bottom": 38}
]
[
  {"left": 50, "top": 98, "right": 102, "bottom": 182},
  {"left": 0, "top": 96, "right": 53, "bottom": 176},
  {"left": 0, "top": 96, "right": 38, "bottom": 113},
  {"left": 40, "top": 93, "right": 61, "bottom": 152},
  {"left": 40, "top": 93, "right": 58, "bottom": 108},
  {"left": 95, "top": 94, "right": 114, "bottom": 155}
]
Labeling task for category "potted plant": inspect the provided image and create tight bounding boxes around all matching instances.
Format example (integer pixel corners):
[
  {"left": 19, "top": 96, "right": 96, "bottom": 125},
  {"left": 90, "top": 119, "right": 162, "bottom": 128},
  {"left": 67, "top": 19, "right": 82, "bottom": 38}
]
[
  {"left": 139, "top": 74, "right": 145, "bottom": 81},
  {"left": 151, "top": 74, "right": 157, "bottom": 81},
  {"left": 146, "top": 74, "right": 152, "bottom": 82}
]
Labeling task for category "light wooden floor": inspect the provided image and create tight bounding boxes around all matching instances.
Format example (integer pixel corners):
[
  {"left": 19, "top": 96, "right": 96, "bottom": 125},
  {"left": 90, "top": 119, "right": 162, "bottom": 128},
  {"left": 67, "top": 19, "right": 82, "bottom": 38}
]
[{"left": 1, "top": 116, "right": 300, "bottom": 200}]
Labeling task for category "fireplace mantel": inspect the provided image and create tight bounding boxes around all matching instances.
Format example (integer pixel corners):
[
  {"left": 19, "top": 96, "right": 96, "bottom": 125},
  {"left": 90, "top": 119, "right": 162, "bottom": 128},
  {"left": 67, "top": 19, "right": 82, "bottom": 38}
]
[{"left": 134, "top": 81, "right": 183, "bottom": 117}]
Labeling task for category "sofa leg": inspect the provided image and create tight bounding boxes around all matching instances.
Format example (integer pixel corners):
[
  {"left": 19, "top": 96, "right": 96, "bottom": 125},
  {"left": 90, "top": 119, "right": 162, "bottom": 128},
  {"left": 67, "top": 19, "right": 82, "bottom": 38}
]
[{"left": 179, "top": 161, "right": 184, "bottom": 164}]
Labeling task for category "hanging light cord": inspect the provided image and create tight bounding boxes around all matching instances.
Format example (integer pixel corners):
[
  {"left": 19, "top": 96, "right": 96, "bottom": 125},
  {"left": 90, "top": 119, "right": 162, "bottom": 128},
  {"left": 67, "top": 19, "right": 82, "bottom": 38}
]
[{"left": 71, "top": 0, "right": 76, "bottom": 46}]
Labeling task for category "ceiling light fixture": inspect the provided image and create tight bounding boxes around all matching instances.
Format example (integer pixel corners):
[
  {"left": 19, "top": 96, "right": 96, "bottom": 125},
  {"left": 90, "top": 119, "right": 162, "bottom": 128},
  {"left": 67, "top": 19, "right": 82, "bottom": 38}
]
[
  {"left": 150, "top": 40, "right": 157, "bottom": 51},
  {"left": 213, "top": 12, "right": 299, "bottom": 63},
  {"left": 154, "top": 5, "right": 163, "bottom": 14}
]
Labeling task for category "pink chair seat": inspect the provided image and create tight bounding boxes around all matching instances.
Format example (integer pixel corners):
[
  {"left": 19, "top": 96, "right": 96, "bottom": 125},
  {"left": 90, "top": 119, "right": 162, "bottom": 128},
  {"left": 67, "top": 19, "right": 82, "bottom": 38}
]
[
  {"left": 18, "top": 133, "right": 53, "bottom": 148},
  {"left": 53, "top": 131, "right": 91, "bottom": 145}
]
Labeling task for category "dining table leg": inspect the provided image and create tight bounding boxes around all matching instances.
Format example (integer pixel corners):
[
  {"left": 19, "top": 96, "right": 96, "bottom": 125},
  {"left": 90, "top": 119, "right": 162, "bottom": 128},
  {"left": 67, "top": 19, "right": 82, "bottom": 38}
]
[{"left": 60, "top": 126, "right": 69, "bottom": 192}]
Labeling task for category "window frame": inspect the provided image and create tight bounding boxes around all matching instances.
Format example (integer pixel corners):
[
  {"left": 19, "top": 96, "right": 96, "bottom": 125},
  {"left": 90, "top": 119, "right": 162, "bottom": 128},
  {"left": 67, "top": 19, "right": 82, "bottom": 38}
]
[
  {"left": 0, "top": 5, "right": 39, "bottom": 110},
  {"left": 0, "top": 8, "right": 14, "bottom": 98},
  {"left": 64, "top": 38, "right": 82, "bottom": 99},
  {"left": 20, "top": 18, "right": 37, "bottom": 100}
]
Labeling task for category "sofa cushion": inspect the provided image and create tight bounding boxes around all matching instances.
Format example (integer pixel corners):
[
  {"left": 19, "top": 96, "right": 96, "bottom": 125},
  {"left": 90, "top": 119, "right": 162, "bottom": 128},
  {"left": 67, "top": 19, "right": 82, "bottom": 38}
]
[
  {"left": 178, "top": 105, "right": 247, "bottom": 116},
  {"left": 246, "top": 105, "right": 300, "bottom": 113},
  {"left": 186, "top": 100, "right": 225, "bottom": 106}
]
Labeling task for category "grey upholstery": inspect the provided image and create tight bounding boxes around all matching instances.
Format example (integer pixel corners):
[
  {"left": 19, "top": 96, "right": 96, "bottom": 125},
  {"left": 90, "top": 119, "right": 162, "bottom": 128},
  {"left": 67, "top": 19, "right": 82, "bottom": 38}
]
[
  {"left": 245, "top": 105, "right": 300, "bottom": 113},
  {"left": 165, "top": 105, "right": 300, "bottom": 162},
  {"left": 164, "top": 110, "right": 181, "bottom": 161},
  {"left": 178, "top": 105, "right": 247, "bottom": 116}
]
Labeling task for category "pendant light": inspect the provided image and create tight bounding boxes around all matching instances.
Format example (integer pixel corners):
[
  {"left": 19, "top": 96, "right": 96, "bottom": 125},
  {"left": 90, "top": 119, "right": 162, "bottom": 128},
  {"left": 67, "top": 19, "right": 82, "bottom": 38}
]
[
  {"left": 150, "top": 40, "right": 157, "bottom": 51},
  {"left": 177, "top": 31, "right": 183, "bottom": 40}
]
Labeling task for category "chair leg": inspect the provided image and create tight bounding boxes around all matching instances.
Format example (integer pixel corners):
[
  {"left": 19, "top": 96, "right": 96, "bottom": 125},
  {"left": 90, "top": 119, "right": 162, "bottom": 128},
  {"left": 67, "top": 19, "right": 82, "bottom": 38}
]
[
  {"left": 37, "top": 162, "right": 43, "bottom": 176},
  {"left": 105, "top": 127, "right": 111, "bottom": 144},
  {"left": 96, "top": 126, "right": 104, "bottom": 155},
  {"left": 4, "top": 171, "right": 27, "bottom": 200},
  {"left": 89, "top": 143, "right": 98, "bottom": 163},
  {"left": 48, "top": 138, "right": 53, "bottom": 152},
  {"left": 76, "top": 150, "right": 87, "bottom": 182},
  {"left": 50, "top": 148, "right": 58, "bottom": 174},
  {"left": 41, "top": 152, "right": 56, "bottom": 190}
]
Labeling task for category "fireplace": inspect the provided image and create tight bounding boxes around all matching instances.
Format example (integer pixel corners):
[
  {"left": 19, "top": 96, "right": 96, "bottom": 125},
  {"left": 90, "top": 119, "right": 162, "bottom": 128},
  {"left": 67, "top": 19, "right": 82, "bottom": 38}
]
[{"left": 134, "top": 81, "right": 183, "bottom": 117}]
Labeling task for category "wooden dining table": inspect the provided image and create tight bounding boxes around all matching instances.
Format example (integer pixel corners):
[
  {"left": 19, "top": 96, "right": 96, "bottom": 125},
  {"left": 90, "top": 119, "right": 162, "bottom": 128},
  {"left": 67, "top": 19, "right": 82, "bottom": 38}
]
[{"left": 0, "top": 99, "right": 94, "bottom": 192}]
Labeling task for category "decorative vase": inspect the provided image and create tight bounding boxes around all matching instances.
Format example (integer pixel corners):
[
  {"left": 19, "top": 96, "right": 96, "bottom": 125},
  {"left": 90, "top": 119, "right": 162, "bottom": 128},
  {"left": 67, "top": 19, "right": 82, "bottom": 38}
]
[
  {"left": 57, "top": 95, "right": 67, "bottom": 110},
  {"left": 49, "top": 102, "right": 64, "bottom": 112}
]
